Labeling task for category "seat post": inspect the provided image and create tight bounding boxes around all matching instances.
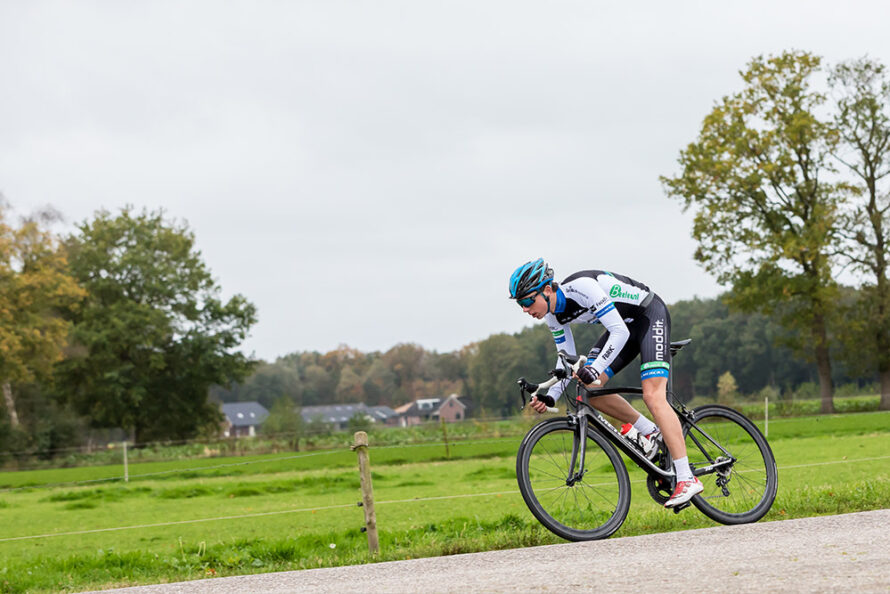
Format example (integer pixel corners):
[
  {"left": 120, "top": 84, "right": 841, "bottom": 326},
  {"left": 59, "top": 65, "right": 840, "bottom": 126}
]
[{"left": 667, "top": 339, "right": 692, "bottom": 405}]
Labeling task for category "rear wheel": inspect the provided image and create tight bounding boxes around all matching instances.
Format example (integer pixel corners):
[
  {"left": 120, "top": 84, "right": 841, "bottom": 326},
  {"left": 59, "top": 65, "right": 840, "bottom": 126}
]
[
  {"left": 683, "top": 405, "right": 778, "bottom": 524},
  {"left": 516, "top": 418, "right": 630, "bottom": 541}
]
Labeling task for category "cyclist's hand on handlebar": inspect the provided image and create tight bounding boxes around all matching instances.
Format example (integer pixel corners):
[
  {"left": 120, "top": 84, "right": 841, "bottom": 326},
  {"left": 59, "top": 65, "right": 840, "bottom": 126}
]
[
  {"left": 530, "top": 395, "right": 554, "bottom": 414},
  {"left": 574, "top": 366, "right": 600, "bottom": 388}
]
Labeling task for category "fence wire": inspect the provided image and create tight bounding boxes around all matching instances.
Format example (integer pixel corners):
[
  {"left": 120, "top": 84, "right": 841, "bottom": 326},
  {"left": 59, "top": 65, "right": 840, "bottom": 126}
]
[
  {"left": 0, "top": 434, "right": 524, "bottom": 494},
  {"left": 2, "top": 453, "right": 888, "bottom": 544}
]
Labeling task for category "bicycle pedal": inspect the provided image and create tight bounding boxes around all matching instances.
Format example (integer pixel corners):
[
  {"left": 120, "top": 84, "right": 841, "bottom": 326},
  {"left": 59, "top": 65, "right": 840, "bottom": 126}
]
[{"left": 671, "top": 502, "right": 691, "bottom": 514}]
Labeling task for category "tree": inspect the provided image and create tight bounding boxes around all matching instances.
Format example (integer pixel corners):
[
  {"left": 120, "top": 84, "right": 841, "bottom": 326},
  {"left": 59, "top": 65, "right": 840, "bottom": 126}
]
[
  {"left": 829, "top": 57, "right": 890, "bottom": 410},
  {"left": 383, "top": 343, "right": 426, "bottom": 401},
  {"left": 0, "top": 202, "right": 85, "bottom": 428},
  {"left": 301, "top": 363, "right": 335, "bottom": 406},
  {"left": 211, "top": 361, "right": 303, "bottom": 409},
  {"left": 716, "top": 371, "right": 739, "bottom": 405},
  {"left": 335, "top": 366, "right": 365, "bottom": 403},
  {"left": 662, "top": 51, "right": 843, "bottom": 413},
  {"left": 468, "top": 333, "right": 539, "bottom": 417},
  {"left": 347, "top": 410, "right": 373, "bottom": 433},
  {"left": 261, "top": 396, "right": 305, "bottom": 449},
  {"left": 56, "top": 207, "right": 257, "bottom": 442},
  {"left": 362, "top": 358, "right": 397, "bottom": 405}
]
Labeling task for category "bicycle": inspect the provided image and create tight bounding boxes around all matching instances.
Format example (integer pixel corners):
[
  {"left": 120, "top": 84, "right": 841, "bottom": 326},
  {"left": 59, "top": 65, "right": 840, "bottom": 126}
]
[{"left": 514, "top": 339, "right": 778, "bottom": 541}]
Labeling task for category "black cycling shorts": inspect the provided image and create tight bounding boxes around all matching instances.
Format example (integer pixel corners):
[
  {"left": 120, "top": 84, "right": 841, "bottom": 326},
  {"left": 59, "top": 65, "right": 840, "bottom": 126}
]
[{"left": 587, "top": 295, "right": 671, "bottom": 381}]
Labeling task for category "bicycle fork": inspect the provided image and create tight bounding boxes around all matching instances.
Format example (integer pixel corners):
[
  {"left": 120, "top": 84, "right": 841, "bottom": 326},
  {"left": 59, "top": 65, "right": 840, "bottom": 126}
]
[{"left": 565, "top": 413, "right": 589, "bottom": 486}]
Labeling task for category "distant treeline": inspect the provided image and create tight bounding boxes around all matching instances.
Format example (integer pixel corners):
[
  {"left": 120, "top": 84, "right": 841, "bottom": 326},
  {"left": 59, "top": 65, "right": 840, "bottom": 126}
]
[{"left": 214, "top": 294, "right": 874, "bottom": 417}]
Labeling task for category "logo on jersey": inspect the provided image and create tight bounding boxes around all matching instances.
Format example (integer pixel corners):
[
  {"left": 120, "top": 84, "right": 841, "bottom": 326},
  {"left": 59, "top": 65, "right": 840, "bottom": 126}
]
[
  {"left": 654, "top": 319, "right": 665, "bottom": 361},
  {"left": 602, "top": 345, "right": 615, "bottom": 359},
  {"left": 609, "top": 285, "right": 640, "bottom": 300},
  {"left": 552, "top": 329, "right": 566, "bottom": 344}
]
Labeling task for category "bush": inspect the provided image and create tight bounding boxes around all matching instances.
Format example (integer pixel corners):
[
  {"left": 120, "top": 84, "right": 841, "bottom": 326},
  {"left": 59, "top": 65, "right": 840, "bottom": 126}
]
[
  {"left": 835, "top": 382, "right": 877, "bottom": 398},
  {"left": 716, "top": 371, "right": 739, "bottom": 406},
  {"left": 757, "top": 384, "right": 781, "bottom": 402},
  {"left": 835, "top": 396, "right": 880, "bottom": 413},
  {"left": 792, "top": 381, "right": 818, "bottom": 400}
]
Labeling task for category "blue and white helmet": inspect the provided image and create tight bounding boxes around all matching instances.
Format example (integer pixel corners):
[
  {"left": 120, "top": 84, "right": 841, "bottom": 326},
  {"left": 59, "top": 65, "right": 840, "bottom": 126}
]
[{"left": 509, "top": 258, "right": 554, "bottom": 298}]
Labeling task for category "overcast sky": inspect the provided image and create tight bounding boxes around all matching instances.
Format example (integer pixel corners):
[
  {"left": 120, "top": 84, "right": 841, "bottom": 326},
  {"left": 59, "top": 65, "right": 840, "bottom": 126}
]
[{"left": 2, "top": 1, "right": 889, "bottom": 360}]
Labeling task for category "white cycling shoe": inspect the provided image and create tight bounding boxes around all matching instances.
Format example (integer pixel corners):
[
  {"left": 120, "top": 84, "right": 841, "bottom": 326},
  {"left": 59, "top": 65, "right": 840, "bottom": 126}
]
[{"left": 664, "top": 477, "right": 703, "bottom": 508}]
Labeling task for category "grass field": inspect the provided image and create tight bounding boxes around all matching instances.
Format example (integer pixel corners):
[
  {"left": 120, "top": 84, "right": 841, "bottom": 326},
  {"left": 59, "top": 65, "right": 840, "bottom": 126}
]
[{"left": 1, "top": 411, "right": 889, "bottom": 593}]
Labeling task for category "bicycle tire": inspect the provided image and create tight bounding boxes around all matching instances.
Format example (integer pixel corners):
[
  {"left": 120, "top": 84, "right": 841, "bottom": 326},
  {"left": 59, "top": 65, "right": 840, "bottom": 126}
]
[
  {"left": 684, "top": 404, "right": 778, "bottom": 524},
  {"left": 516, "top": 418, "right": 631, "bottom": 541}
]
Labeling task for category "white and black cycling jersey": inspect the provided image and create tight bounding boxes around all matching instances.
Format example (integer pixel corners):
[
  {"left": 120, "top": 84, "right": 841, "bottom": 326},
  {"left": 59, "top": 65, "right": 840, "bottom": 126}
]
[{"left": 544, "top": 270, "right": 669, "bottom": 401}]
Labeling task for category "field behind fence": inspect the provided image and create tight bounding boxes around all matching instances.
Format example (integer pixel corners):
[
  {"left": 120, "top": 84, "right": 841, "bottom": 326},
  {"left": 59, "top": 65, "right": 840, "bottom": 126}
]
[{"left": 0, "top": 410, "right": 889, "bottom": 593}]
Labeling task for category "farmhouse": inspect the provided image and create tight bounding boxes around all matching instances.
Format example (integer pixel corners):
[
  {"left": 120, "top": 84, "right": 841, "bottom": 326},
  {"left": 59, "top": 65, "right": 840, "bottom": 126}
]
[
  {"left": 395, "top": 394, "right": 470, "bottom": 426},
  {"left": 300, "top": 403, "right": 399, "bottom": 431},
  {"left": 221, "top": 401, "right": 269, "bottom": 437}
]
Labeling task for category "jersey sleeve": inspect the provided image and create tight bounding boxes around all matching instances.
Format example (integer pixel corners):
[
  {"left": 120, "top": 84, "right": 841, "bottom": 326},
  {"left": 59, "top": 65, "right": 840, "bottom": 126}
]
[
  {"left": 587, "top": 282, "right": 630, "bottom": 376},
  {"left": 545, "top": 318, "right": 574, "bottom": 401}
]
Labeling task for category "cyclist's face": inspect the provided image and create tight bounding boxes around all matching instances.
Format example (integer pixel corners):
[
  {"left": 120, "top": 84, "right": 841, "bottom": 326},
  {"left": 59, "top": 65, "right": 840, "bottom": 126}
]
[{"left": 519, "top": 289, "right": 549, "bottom": 318}]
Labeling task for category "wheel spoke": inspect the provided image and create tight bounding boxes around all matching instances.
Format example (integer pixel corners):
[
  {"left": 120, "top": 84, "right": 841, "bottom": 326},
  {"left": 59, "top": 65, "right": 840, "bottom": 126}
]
[
  {"left": 683, "top": 407, "right": 777, "bottom": 523},
  {"left": 518, "top": 423, "right": 629, "bottom": 540}
]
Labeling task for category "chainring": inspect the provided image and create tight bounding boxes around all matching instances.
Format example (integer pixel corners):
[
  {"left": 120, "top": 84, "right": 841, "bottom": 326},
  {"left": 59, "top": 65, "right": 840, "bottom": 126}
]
[
  {"left": 646, "top": 448, "right": 674, "bottom": 505},
  {"left": 647, "top": 474, "right": 674, "bottom": 505}
]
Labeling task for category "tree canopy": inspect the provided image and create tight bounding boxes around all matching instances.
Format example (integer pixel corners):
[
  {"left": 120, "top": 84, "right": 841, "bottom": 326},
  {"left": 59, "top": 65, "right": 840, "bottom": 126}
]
[
  {"left": 0, "top": 203, "right": 85, "bottom": 429},
  {"left": 55, "top": 207, "right": 257, "bottom": 442},
  {"left": 662, "top": 50, "right": 843, "bottom": 412},
  {"left": 829, "top": 57, "right": 890, "bottom": 409}
]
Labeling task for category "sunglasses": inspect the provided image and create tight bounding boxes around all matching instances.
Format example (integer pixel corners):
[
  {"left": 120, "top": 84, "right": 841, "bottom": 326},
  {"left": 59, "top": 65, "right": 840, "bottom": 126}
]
[{"left": 516, "top": 291, "right": 541, "bottom": 308}]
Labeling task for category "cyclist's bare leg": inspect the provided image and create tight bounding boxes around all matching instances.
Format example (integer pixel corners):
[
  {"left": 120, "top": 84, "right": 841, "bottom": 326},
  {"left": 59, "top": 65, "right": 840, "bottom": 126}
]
[
  {"left": 584, "top": 375, "right": 650, "bottom": 426},
  {"left": 588, "top": 394, "right": 642, "bottom": 424},
  {"left": 641, "top": 376, "right": 686, "bottom": 458}
]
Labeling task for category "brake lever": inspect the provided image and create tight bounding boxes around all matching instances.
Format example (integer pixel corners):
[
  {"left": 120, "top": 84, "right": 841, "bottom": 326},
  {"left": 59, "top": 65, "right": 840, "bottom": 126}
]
[
  {"left": 517, "top": 376, "right": 559, "bottom": 413},
  {"left": 556, "top": 352, "right": 596, "bottom": 384}
]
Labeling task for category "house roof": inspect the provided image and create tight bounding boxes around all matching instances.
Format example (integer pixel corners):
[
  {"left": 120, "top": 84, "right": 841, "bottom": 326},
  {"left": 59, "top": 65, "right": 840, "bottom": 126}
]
[
  {"left": 393, "top": 401, "right": 414, "bottom": 414},
  {"left": 367, "top": 405, "right": 397, "bottom": 421},
  {"left": 397, "top": 395, "right": 466, "bottom": 417},
  {"left": 431, "top": 394, "right": 466, "bottom": 416},
  {"left": 399, "top": 398, "right": 442, "bottom": 417},
  {"left": 300, "top": 403, "right": 398, "bottom": 425},
  {"left": 221, "top": 402, "right": 269, "bottom": 427}
]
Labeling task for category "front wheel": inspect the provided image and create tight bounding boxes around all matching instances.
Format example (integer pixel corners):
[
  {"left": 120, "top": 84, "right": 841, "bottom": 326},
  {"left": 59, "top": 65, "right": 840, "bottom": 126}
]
[
  {"left": 684, "top": 405, "right": 778, "bottom": 524},
  {"left": 516, "top": 418, "right": 631, "bottom": 541}
]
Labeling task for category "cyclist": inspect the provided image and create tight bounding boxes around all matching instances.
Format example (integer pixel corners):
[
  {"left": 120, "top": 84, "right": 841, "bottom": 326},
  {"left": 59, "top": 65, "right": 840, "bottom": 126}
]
[{"left": 509, "top": 258, "right": 703, "bottom": 508}]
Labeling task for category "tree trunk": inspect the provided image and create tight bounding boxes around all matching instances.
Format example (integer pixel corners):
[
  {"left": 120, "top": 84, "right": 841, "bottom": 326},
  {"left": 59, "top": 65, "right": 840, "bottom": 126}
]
[
  {"left": 875, "top": 283, "right": 890, "bottom": 411},
  {"left": 880, "top": 369, "right": 890, "bottom": 411},
  {"left": 2, "top": 382, "right": 20, "bottom": 427},
  {"left": 813, "top": 315, "right": 834, "bottom": 414}
]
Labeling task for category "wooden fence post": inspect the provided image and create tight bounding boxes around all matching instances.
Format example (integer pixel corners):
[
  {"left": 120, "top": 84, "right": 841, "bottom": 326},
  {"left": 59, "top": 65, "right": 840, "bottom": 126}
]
[
  {"left": 352, "top": 431, "right": 379, "bottom": 554},
  {"left": 440, "top": 416, "right": 450, "bottom": 459},
  {"left": 764, "top": 396, "right": 769, "bottom": 438}
]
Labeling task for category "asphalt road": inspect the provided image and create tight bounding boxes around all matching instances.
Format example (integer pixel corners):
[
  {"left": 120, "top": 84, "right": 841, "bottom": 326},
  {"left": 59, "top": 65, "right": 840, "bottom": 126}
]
[{"left": 93, "top": 509, "right": 890, "bottom": 593}]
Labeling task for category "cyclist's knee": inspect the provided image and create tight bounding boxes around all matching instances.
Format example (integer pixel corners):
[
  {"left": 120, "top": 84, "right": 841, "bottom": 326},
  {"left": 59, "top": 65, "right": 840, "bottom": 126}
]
[
  {"left": 642, "top": 391, "right": 665, "bottom": 408},
  {"left": 641, "top": 379, "right": 667, "bottom": 405}
]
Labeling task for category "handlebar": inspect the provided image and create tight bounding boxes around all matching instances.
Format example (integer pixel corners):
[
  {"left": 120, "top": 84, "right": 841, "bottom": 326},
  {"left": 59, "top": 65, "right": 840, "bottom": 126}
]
[{"left": 517, "top": 352, "right": 589, "bottom": 413}]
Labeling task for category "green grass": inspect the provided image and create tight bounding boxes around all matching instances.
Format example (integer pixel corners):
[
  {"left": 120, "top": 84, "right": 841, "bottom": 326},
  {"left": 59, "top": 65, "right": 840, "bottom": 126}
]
[{"left": 0, "top": 411, "right": 889, "bottom": 593}]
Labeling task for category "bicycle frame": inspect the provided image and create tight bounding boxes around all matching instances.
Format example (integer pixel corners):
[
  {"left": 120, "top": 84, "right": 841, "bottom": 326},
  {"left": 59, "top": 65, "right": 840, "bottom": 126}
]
[
  {"left": 517, "top": 342, "right": 777, "bottom": 533},
  {"left": 519, "top": 351, "right": 736, "bottom": 486},
  {"left": 568, "top": 387, "right": 735, "bottom": 482}
]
